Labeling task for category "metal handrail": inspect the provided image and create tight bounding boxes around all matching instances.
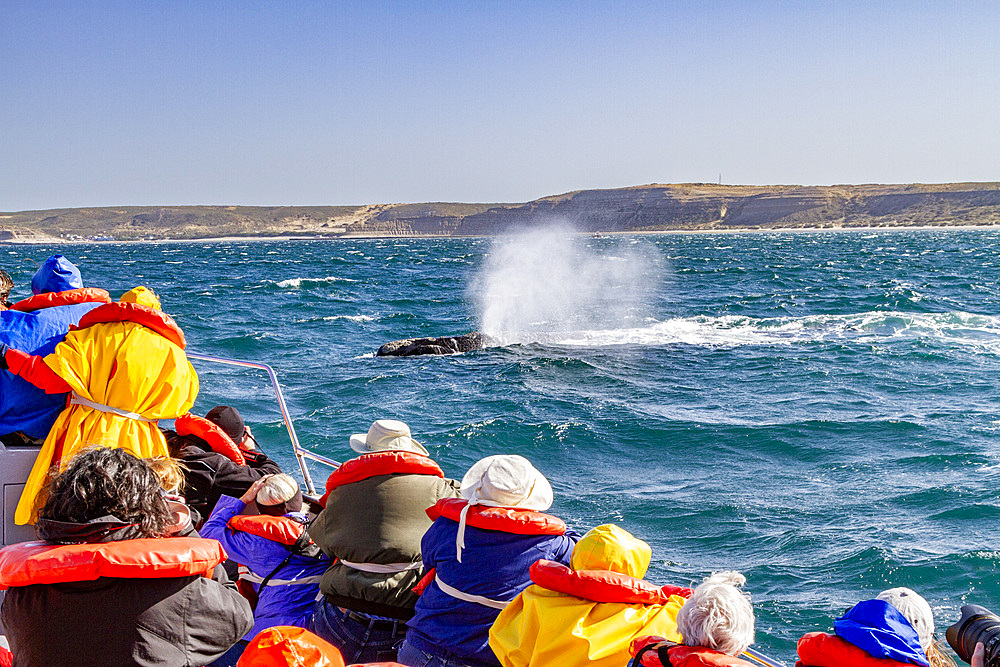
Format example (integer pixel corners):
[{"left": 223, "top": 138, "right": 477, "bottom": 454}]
[{"left": 186, "top": 352, "right": 341, "bottom": 495}]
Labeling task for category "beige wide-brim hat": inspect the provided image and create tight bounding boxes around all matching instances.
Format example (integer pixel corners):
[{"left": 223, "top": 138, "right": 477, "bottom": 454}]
[
  {"left": 460, "top": 454, "right": 553, "bottom": 511},
  {"left": 350, "top": 419, "right": 429, "bottom": 456}
]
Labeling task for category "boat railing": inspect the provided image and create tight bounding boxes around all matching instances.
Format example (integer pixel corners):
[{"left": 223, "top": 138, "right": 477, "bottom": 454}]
[{"left": 186, "top": 352, "right": 340, "bottom": 496}]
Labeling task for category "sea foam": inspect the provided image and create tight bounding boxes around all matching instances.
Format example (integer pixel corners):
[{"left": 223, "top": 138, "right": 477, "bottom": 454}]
[{"left": 553, "top": 310, "right": 1000, "bottom": 350}]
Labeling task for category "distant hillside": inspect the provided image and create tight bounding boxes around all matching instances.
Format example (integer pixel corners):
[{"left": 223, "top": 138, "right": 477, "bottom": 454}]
[{"left": 3, "top": 182, "right": 999, "bottom": 242}]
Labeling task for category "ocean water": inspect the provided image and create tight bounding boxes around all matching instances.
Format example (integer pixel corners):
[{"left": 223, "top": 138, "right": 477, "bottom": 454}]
[{"left": 5, "top": 228, "right": 1000, "bottom": 661}]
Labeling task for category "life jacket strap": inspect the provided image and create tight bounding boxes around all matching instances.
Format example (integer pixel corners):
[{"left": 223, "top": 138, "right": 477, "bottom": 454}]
[
  {"left": 240, "top": 570, "right": 324, "bottom": 586},
  {"left": 69, "top": 392, "right": 158, "bottom": 423},
  {"left": 632, "top": 640, "right": 679, "bottom": 667},
  {"left": 338, "top": 558, "right": 423, "bottom": 574},
  {"left": 435, "top": 574, "right": 508, "bottom": 610}
]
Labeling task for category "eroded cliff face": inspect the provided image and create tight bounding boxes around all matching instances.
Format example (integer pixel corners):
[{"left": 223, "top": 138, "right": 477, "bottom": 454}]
[
  {"left": 446, "top": 184, "right": 1000, "bottom": 234},
  {"left": 3, "top": 183, "right": 999, "bottom": 240}
]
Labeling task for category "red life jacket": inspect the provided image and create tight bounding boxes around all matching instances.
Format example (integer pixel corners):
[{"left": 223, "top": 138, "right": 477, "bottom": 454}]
[
  {"left": 73, "top": 302, "right": 186, "bottom": 349},
  {"left": 427, "top": 498, "right": 567, "bottom": 536},
  {"left": 632, "top": 638, "right": 756, "bottom": 667},
  {"left": 318, "top": 451, "right": 444, "bottom": 507},
  {"left": 795, "top": 632, "right": 919, "bottom": 667},
  {"left": 0, "top": 537, "right": 226, "bottom": 589},
  {"left": 529, "top": 559, "right": 691, "bottom": 605},
  {"left": 228, "top": 515, "right": 306, "bottom": 547},
  {"left": 175, "top": 413, "right": 246, "bottom": 465},
  {"left": 239, "top": 626, "right": 346, "bottom": 667},
  {"left": 10, "top": 287, "right": 111, "bottom": 313}
]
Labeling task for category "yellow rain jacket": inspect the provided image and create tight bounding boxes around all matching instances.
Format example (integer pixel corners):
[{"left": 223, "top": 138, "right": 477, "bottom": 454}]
[
  {"left": 14, "top": 296, "right": 198, "bottom": 524},
  {"left": 489, "top": 524, "right": 686, "bottom": 667}
]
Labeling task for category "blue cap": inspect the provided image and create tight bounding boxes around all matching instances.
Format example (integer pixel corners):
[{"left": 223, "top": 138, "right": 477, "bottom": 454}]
[
  {"left": 30, "top": 255, "right": 83, "bottom": 295},
  {"left": 834, "top": 599, "right": 929, "bottom": 666}
]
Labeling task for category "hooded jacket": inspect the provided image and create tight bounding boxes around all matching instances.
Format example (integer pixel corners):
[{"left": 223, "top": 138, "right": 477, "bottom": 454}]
[
  {"left": 29, "top": 255, "right": 81, "bottom": 296},
  {"left": 404, "top": 501, "right": 579, "bottom": 666},
  {"left": 0, "top": 515, "right": 252, "bottom": 667},
  {"left": 796, "top": 599, "right": 930, "bottom": 667},
  {"left": 0, "top": 255, "right": 108, "bottom": 440},
  {"left": 308, "top": 453, "right": 461, "bottom": 619},
  {"left": 201, "top": 495, "right": 331, "bottom": 640},
  {"left": 488, "top": 525, "right": 687, "bottom": 667},
  {"left": 7, "top": 301, "right": 199, "bottom": 525}
]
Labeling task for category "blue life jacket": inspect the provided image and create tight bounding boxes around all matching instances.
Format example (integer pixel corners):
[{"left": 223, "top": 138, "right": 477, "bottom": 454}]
[{"left": 834, "top": 599, "right": 929, "bottom": 667}]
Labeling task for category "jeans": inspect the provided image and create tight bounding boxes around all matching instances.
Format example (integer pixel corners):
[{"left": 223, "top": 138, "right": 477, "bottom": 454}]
[
  {"left": 397, "top": 639, "right": 497, "bottom": 667},
  {"left": 309, "top": 598, "right": 406, "bottom": 664},
  {"left": 208, "top": 639, "right": 248, "bottom": 667}
]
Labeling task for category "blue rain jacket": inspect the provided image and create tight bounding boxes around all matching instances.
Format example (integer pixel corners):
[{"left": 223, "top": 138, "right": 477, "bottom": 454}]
[
  {"left": 30, "top": 255, "right": 82, "bottom": 295},
  {"left": 834, "top": 599, "right": 929, "bottom": 667},
  {"left": 405, "top": 516, "right": 580, "bottom": 666},
  {"left": 0, "top": 303, "right": 102, "bottom": 439},
  {"left": 201, "top": 495, "right": 331, "bottom": 641}
]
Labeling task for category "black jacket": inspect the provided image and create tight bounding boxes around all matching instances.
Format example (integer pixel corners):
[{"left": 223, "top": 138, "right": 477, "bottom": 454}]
[
  {"left": 164, "top": 429, "right": 283, "bottom": 519},
  {"left": 0, "top": 518, "right": 253, "bottom": 667}
]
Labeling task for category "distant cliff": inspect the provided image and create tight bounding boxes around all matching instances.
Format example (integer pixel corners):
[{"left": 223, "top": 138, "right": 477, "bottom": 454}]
[{"left": 2, "top": 182, "right": 999, "bottom": 242}]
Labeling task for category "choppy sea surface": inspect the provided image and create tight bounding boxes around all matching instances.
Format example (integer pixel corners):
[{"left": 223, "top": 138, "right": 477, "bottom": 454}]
[{"left": 5, "top": 229, "right": 1000, "bottom": 661}]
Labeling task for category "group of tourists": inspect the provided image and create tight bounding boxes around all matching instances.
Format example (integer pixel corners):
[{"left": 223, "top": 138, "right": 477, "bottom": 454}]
[{"left": 0, "top": 255, "right": 987, "bottom": 667}]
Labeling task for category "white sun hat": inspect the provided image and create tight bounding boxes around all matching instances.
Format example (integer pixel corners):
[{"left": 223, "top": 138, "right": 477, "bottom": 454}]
[
  {"left": 454, "top": 454, "right": 554, "bottom": 562},
  {"left": 349, "top": 419, "right": 428, "bottom": 456},
  {"left": 460, "top": 454, "right": 553, "bottom": 510},
  {"left": 876, "top": 587, "right": 935, "bottom": 650}
]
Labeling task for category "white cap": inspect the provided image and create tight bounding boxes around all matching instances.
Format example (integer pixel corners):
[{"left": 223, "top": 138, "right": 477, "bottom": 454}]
[
  {"left": 454, "top": 455, "right": 554, "bottom": 563},
  {"left": 877, "top": 587, "right": 935, "bottom": 650},
  {"left": 460, "top": 454, "right": 553, "bottom": 510}
]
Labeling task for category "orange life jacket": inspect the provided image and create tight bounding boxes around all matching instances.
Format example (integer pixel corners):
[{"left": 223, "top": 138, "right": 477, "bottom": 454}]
[
  {"left": 318, "top": 451, "right": 445, "bottom": 507},
  {"left": 529, "top": 559, "right": 691, "bottom": 605},
  {"left": 0, "top": 537, "right": 226, "bottom": 589},
  {"left": 73, "top": 301, "right": 186, "bottom": 349},
  {"left": 237, "top": 626, "right": 345, "bottom": 667},
  {"left": 796, "top": 632, "right": 920, "bottom": 667},
  {"left": 228, "top": 514, "right": 307, "bottom": 547},
  {"left": 175, "top": 413, "right": 246, "bottom": 465},
  {"left": 427, "top": 498, "right": 567, "bottom": 535},
  {"left": 632, "top": 638, "right": 756, "bottom": 667},
  {"left": 10, "top": 287, "right": 112, "bottom": 313}
]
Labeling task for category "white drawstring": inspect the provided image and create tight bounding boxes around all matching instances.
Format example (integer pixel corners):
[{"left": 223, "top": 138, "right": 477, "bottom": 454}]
[
  {"left": 456, "top": 460, "right": 540, "bottom": 562},
  {"left": 455, "top": 483, "right": 480, "bottom": 563}
]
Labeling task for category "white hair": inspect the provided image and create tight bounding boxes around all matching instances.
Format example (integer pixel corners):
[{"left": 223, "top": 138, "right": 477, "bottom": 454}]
[
  {"left": 255, "top": 474, "right": 299, "bottom": 506},
  {"left": 676, "top": 571, "right": 755, "bottom": 656}
]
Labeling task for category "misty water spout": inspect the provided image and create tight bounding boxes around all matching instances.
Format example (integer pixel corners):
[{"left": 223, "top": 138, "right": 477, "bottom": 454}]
[{"left": 470, "top": 225, "right": 662, "bottom": 344}]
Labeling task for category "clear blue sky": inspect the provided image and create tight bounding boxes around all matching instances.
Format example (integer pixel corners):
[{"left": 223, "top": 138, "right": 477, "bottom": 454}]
[{"left": 1, "top": 1, "right": 997, "bottom": 211}]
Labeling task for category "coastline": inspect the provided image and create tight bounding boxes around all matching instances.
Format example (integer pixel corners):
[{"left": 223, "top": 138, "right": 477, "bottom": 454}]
[{"left": 4, "top": 223, "right": 1000, "bottom": 245}]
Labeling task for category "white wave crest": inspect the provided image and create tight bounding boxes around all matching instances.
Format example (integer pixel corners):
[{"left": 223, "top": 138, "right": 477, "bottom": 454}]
[
  {"left": 322, "top": 314, "right": 376, "bottom": 322},
  {"left": 275, "top": 275, "right": 357, "bottom": 288},
  {"left": 552, "top": 311, "right": 1000, "bottom": 349}
]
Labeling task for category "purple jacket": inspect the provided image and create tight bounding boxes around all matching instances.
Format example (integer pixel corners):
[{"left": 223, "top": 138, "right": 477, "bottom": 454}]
[{"left": 201, "top": 495, "right": 330, "bottom": 640}]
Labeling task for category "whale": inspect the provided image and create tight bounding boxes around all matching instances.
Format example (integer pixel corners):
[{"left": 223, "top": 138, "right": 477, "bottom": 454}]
[{"left": 376, "top": 331, "right": 495, "bottom": 357}]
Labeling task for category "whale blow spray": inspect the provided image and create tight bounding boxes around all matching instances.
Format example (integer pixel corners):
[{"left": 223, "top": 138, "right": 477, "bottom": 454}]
[{"left": 471, "top": 225, "right": 662, "bottom": 344}]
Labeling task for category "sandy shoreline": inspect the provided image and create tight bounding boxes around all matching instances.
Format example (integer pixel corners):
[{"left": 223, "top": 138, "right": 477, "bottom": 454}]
[{"left": 2, "top": 224, "right": 999, "bottom": 245}]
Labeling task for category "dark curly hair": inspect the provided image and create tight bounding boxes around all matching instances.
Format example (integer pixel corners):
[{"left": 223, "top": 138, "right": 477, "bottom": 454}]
[
  {"left": 0, "top": 269, "right": 12, "bottom": 308},
  {"left": 37, "top": 447, "right": 173, "bottom": 538}
]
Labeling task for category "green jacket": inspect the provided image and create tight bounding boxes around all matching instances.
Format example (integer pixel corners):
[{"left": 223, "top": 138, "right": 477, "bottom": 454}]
[{"left": 308, "top": 468, "right": 460, "bottom": 619}]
